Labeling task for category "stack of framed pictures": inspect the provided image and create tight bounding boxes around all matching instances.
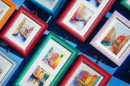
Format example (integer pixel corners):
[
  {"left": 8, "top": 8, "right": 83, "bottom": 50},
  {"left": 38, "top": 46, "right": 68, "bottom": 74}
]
[
  {"left": 60, "top": 55, "right": 112, "bottom": 86},
  {"left": 90, "top": 11, "right": 130, "bottom": 66},
  {"left": 14, "top": 32, "right": 79, "bottom": 86},
  {"left": 0, "top": 6, "right": 49, "bottom": 57},
  {"left": 0, "top": 0, "right": 17, "bottom": 30},
  {"left": 29, "top": 0, "right": 66, "bottom": 17},
  {"left": 57, "top": 0, "right": 115, "bottom": 42},
  {"left": 0, "top": 48, "right": 20, "bottom": 86}
]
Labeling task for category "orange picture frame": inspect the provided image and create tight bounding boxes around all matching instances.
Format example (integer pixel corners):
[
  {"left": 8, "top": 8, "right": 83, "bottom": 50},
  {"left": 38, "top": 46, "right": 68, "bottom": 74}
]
[{"left": 0, "top": 0, "right": 17, "bottom": 30}]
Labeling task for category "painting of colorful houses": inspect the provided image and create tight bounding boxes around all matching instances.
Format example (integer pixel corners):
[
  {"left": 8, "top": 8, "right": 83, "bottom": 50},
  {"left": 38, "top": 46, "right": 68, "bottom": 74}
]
[
  {"left": 69, "top": 4, "right": 94, "bottom": 31},
  {"left": 70, "top": 70, "right": 101, "bottom": 86},
  {"left": 27, "top": 66, "right": 50, "bottom": 86},
  {"left": 42, "top": 46, "right": 65, "bottom": 69},
  {"left": 12, "top": 18, "right": 35, "bottom": 43},
  {"left": 101, "top": 20, "right": 130, "bottom": 55}
]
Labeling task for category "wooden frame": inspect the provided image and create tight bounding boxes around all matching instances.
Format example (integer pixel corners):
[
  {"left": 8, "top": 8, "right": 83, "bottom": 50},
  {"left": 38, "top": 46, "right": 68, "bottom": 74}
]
[
  {"left": 60, "top": 54, "right": 112, "bottom": 86},
  {"left": 0, "top": 48, "right": 20, "bottom": 86},
  {"left": 57, "top": 0, "right": 115, "bottom": 42},
  {"left": 0, "top": 0, "right": 17, "bottom": 30},
  {"left": 90, "top": 11, "right": 130, "bottom": 66},
  {"left": 14, "top": 32, "right": 79, "bottom": 86},
  {"left": 29, "top": 0, "right": 66, "bottom": 17},
  {"left": 0, "top": 6, "right": 48, "bottom": 57}
]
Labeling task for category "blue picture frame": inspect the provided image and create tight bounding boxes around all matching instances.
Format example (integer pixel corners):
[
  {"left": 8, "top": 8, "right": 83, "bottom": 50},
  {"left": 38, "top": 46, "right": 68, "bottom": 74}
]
[
  {"left": 0, "top": 48, "right": 20, "bottom": 86},
  {"left": 29, "top": 0, "right": 66, "bottom": 17}
]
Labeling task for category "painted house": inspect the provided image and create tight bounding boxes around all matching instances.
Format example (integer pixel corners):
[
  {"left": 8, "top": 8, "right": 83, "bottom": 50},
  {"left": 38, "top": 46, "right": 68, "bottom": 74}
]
[{"left": 75, "top": 70, "right": 99, "bottom": 86}]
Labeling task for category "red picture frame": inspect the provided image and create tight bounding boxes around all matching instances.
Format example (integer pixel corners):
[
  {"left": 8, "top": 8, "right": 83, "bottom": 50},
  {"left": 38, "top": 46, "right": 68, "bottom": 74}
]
[
  {"left": 0, "top": 6, "right": 48, "bottom": 57},
  {"left": 57, "top": 0, "right": 115, "bottom": 42},
  {"left": 60, "top": 54, "right": 112, "bottom": 86}
]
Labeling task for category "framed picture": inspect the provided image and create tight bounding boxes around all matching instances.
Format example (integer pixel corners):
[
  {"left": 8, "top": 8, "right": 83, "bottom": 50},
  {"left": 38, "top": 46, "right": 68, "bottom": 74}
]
[
  {"left": 29, "top": 0, "right": 66, "bottom": 17},
  {"left": 0, "top": 48, "right": 20, "bottom": 86},
  {"left": 0, "top": 0, "right": 17, "bottom": 30},
  {"left": 120, "top": 0, "right": 130, "bottom": 10},
  {"left": 14, "top": 32, "right": 79, "bottom": 86},
  {"left": 0, "top": 6, "right": 49, "bottom": 57},
  {"left": 56, "top": 0, "right": 115, "bottom": 42},
  {"left": 90, "top": 11, "right": 130, "bottom": 66},
  {"left": 60, "top": 54, "right": 112, "bottom": 86}
]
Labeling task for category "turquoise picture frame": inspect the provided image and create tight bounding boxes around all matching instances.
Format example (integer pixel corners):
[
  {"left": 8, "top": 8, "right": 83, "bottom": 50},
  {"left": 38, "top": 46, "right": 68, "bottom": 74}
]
[
  {"left": 120, "top": 0, "right": 130, "bottom": 10},
  {"left": 29, "top": 0, "right": 66, "bottom": 17},
  {"left": 14, "top": 32, "right": 79, "bottom": 86}
]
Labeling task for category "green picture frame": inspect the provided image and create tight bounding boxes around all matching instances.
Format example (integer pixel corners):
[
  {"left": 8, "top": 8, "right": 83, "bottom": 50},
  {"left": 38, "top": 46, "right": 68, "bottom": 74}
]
[
  {"left": 14, "top": 32, "right": 79, "bottom": 86},
  {"left": 120, "top": 0, "right": 130, "bottom": 10}
]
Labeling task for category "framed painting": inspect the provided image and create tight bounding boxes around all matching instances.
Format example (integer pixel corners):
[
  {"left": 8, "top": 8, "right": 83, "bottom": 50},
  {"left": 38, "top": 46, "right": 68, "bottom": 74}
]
[
  {"left": 60, "top": 54, "right": 112, "bottom": 86},
  {"left": 120, "top": 0, "right": 130, "bottom": 10},
  {"left": 56, "top": 0, "right": 115, "bottom": 42},
  {"left": 90, "top": 11, "right": 130, "bottom": 66},
  {"left": 29, "top": 0, "right": 66, "bottom": 17},
  {"left": 0, "top": 48, "right": 20, "bottom": 86},
  {"left": 0, "top": 0, "right": 17, "bottom": 30},
  {"left": 14, "top": 32, "right": 79, "bottom": 86},
  {"left": 0, "top": 6, "right": 49, "bottom": 57}
]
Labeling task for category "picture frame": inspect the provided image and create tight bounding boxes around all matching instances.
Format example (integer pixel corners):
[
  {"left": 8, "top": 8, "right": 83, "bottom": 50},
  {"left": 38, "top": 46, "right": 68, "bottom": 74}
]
[
  {"left": 0, "top": 0, "right": 17, "bottom": 30},
  {"left": 0, "top": 48, "right": 20, "bottom": 86},
  {"left": 56, "top": 0, "right": 115, "bottom": 42},
  {"left": 90, "top": 11, "right": 130, "bottom": 66},
  {"left": 60, "top": 54, "right": 112, "bottom": 86},
  {"left": 29, "top": 0, "right": 66, "bottom": 17},
  {"left": 120, "top": 0, "right": 130, "bottom": 10},
  {"left": 0, "top": 6, "right": 49, "bottom": 57},
  {"left": 14, "top": 32, "right": 79, "bottom": 86}
]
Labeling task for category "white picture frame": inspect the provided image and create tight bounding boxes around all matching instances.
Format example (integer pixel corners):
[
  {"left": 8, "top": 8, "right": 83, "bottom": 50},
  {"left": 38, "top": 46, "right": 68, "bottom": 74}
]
[
  {"left": 90, "top": 11, "right": 130, "bottom": 66},
  {"left": 0, "top": 48, "right": 20, "bottom": 86}
]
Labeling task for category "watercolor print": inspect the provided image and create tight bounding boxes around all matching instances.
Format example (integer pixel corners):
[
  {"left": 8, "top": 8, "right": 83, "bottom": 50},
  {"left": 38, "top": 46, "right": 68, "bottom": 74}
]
[
  {"left": 0, "top": 1, "right": 9, "bottom": 21},
  {"left": 42, "top": 45, "right": 66, "bottom": 69},
  {"left": 0, "top": 55, "right": 13, "bottom": 82},
  {"left": 101, "top": 20, "right": 130, "bottom": 55},
  {"left": 69, "top": 4, "right": 94, "bottom": 31},
  {"left": 27, "top": 66, "right": 50, "bottom": 86},
  {"left": 12, "top": 18, "right": 35, "bottom": 43},
  {"left": 68, "top": 62, "right": 103, "bottom": 86},
  {"left": 70, "top": 70, "right": 101, "bottom": 86},
  {"left": 86, "top": 0, "right": 103, "bottom": 8}
]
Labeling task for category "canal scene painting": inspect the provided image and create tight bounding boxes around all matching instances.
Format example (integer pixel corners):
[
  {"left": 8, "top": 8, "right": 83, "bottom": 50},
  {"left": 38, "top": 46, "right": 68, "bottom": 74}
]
[
  {"left": 27, "top": 66, "right": 50, "bottom": 86},
  {"left": 12, "top": 18, "right": 35, "bottom": 43}
]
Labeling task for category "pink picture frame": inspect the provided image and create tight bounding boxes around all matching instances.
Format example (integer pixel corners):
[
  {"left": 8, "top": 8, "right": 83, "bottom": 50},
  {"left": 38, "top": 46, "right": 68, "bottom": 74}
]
[{"left": 90, "top": 11, "right": 130, "bottom": 66}]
